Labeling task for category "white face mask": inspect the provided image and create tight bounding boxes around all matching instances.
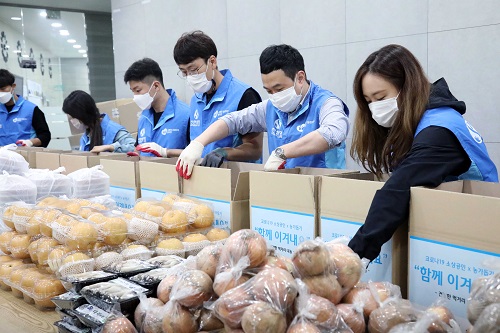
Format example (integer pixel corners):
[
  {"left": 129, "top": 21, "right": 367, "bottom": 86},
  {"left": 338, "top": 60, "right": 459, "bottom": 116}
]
[
  {"left": 133, "top": 83, "right": 157, "bottom": 110},
  {"left": 268, "top": 77, "right": 303, "bottom": 113},
  {"left": 186, "top": 65, "right": 213, "bottom": 94},
  {"left": 0, "top": 90, "right": 13, "bottom": 104},
  {"left": 70, "top": 118, "right": 83, "bottom": 130},
  {"left": 369, "top": 92, "right": 400, "bottom": 128}
]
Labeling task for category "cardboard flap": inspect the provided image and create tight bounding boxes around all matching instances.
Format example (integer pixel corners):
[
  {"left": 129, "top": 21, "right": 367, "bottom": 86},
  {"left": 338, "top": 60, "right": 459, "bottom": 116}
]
[
  {"left": 409, "top": 186, "right": 500, "bottom": 254},
  {"left": 139, "top": 160, "right": 179, "bottom": 194},
  {"left": 463, "top": 180, "right": 500, "bottom": 198},
  {"left": 233, "top": 171, "right": 250, "bottom": 201},
  {"left": 320, "top": 176, "right": 384, "bottom": 222},
  {"left": 250, "top": 170, "right": 317, "bottom": 215},
  {"left": 35, "top": 152, "right": 61, "bottom": 170},
  {"left": 182, "top": 166, "right": 232, "bottom": 201},
  {"left": 227, "top": 162, "right": 263, "bottom": 201},
  {"left": 100, "top": 159, "right": 138, "bottom": 188},
  {"left": 298, "top": 167, "right": 358, "bottom": 176}
]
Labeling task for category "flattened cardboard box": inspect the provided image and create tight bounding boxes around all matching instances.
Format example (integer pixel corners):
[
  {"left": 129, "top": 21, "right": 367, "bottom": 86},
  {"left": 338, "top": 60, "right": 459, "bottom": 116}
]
[
  {"left": 139, "top": 159, "right": 179, "bottom": 200},
  {"left": 408, "top": 180, "right": 500, "bottom": 329},
  {"left": 180, "top": 162, "right": 266, "bottom": 233},
  {"left": 319, "top": 173, "right": 408, "bottom": 297},
  {"left": 250, "top": 168, "right": 358, "bottom": 258},
  {"left": 101, "top": 156, "right": 169, "bottom": 209}
]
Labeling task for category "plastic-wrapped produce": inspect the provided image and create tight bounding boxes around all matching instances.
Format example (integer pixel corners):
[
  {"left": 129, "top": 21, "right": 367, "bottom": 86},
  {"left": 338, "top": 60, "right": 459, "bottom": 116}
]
[
  {"left": 134, "top": 293, "right": 164, "bottom": 333},
  {"left": 342, "top": 281, "right": 402, "bottom": 319},
  {"left": 469, "top": 303, "right": 500, "bottom": 333},
  {"left": 367, "top": 298, "right": 418, "bottom": 333},
  {"left": 0, "top": 144, "right": 29, "bottom": 175},
  {"left": 68, "top": 165, "right": 110, "bottom": 199},
  {"left": 336, "top": 302, "right": 365, "bottom": 333},
  {"left": 0, "top": 172, "right": 37, "bottom": 205},
  {"left": 25, "top": 167, "right": 72, "bottom": 199},
  {"left": 467, "top": 272, "right": 500, "bottom": 325}
]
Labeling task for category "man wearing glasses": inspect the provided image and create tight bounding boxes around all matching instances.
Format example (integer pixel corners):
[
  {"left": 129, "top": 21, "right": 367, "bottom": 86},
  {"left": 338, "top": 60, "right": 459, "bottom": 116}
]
[{"left": 173, "top": 30, "right": 263, "bottom": 172}]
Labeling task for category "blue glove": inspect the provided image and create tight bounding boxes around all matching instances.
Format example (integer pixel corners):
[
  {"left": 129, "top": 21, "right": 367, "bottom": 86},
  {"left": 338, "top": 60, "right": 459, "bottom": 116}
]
[{"left": 200, "top": 148, "right": 227, "bottom": 168}]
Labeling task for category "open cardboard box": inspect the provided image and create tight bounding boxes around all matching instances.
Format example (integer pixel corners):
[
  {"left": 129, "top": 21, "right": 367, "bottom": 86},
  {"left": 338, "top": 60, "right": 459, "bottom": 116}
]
[
  {"left": 319, "top": 173, "right": 410, "bottom": 296},
  {"left": 59, "top": 151, "right": 121, "bottom": 175},
  {"left": 14, "top": 147, "right": 44, "bottom": 168},
  {"left": 138, "top": 159, "right": 179, "bottom": 200},
  {"left": 408, "top": 180, "right": 500, "bottom": 329},
  {"left": 249, "top": 168, "right": 359, "bottom": 257}
]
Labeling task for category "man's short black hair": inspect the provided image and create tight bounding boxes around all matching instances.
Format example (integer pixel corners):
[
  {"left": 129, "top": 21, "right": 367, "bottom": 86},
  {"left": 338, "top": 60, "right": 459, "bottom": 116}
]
[
  {"left": 173, "top": 30, "right": 218, "bottom": 65},
  {"left": 124, "top": 58, "right": 164, "bottom": 86},
  {"left": 0, "top": 69, "right": 15, "bottom": 89},
  {"left": 259, "top": 44, "right": 305, "bottom": 80}
]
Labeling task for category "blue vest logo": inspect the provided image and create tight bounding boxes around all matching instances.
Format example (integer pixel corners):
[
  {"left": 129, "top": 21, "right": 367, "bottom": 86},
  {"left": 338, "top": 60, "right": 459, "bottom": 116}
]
[
  {"left": 297, "top": 123, "right": 306, "bottom": 133},
  {"left": 274, "top": 119, "right": 282, "bottom": 130},
  {"left": 194, "top": 109, "right": 199, "bottom": 119},
  {"left": 161, "top": 128, "right": 168, "bottom": 135},
  {"left": 140, "top": 128, "right": 145, "bottom": 137},
  {"left": 13, "top": 117, "right": 28, "bottom": 123},
  {"left": 465, "top": 120, "right": 483, "bottom": 144}
]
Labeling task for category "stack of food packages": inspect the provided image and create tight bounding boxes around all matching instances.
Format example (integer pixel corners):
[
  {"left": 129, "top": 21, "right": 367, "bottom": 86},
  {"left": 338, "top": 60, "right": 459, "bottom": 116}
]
[{"left": 0, "top": 192, "right": 226, "bottom": 330}]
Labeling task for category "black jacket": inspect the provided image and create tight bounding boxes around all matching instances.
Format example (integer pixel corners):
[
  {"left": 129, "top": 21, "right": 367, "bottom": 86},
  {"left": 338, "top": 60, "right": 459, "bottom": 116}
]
[{"left": 348, "top": 78, "right": 471, "bottom": 260}]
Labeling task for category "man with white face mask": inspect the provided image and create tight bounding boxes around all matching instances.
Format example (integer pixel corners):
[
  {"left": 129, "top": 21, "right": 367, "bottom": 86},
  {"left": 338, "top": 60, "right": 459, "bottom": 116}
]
[
  {"left": 174, "top": 31, "right": 263, "bottom": 173},
  {"left": 176, "top": 44, "right": 350, "bottom": 179},
  {"left": 0, "top": 69, "right": 51, "bottom": 147},
  {"left": 124, "top": 58, "right": 190, "bottom": 157}
]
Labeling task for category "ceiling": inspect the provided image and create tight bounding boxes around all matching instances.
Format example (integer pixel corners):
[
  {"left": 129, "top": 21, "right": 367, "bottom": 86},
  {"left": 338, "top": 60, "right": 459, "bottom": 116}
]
[
  {"left": 0, "top": 5, "right": 88, "bottom": 59},
  {"left": 0, "top": 1, "right": 111, "bottom": 13}
]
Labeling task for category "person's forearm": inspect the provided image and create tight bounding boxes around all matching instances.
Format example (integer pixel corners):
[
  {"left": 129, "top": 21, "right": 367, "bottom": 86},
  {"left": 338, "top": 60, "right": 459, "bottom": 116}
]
[
  {"left": 31, "top": 138, "right": 42, "bottom": 147},
  {"left": 224, "top": 132, "right": 263, "bottom": 162},
  {"left": 281, "top": 130, "right": 329, "bottom": 158},
  {"left": 196, "top": 120, "right": 230, "bottom": 146}
]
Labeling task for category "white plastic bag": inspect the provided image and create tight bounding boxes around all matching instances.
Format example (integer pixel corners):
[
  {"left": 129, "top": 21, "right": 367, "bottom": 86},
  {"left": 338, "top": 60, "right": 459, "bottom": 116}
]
[
  {"left": 68, "top": 165, "right": 110, "bottom": 199},
  {"left": 0, "top": 144, "right": 29, "bottom": 175},
  {"left": 25, "top": 167, "right": 72, "bottom": 199},
  {"left": 0, "top": 171, "right": 37, "bottom": 205}
]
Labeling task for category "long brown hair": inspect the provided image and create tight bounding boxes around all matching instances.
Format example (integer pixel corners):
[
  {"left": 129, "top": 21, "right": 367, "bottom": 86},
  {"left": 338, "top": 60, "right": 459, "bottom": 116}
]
[{"left": 351, "top": 44, "right": 430, "bottom": 178}]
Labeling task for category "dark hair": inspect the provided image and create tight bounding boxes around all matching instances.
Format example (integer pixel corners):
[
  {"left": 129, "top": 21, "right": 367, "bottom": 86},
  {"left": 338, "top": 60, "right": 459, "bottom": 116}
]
[
  {"left": 173, "top": 30, "right": 218, "bottom": 65},
  {"left": 124, "top": 58, "right": 164, "bottom": 86},
  {"left": 351, "top": 44, "right": 430, "bottom": 177},
  {"left": 62, "top": 90, "right": 103, "bottom": 150},
  {"left": 0, "top": 69, "right": 15, "bottom": 89},
  {"left": 259, "top": 44, "right": 305, "bottom": 80}
]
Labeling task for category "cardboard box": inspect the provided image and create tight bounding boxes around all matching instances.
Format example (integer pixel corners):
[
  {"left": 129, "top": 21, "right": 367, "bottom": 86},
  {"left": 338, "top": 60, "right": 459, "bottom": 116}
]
[
  {"left": 179, "top": 162, "right": 266, "bottom": 232},
  {"left": 96, "top": 100, "right": 120, "bottom": 123},
  {"left": 68, "top": 134, "right": 81, "bottom": 150},
  {"left": 408, "top": 180, "right": 500, "bottom": 328},
  {"left": 101, "top": 156, "right": 168, "bottom": 209},
  {"left": 116, "top": 102, "right": 141, "bottom": 133},
  {"left": 319, "top": 173, "right": 408, "bottom": 296},
  {"left": 15, "top": 147, "right": 43, "bottom": 168},
  {"left": 35, "top": 151, "right": 61, "bottom": 170},
  {"left": 139, "top": 159, "right": 179, "bottom": 200},
  {"left": 249, "top": 168, "right": 358, "bottom": 257},
  {"left": 59, "top": 152, "right": 125, "bottom": 175}
]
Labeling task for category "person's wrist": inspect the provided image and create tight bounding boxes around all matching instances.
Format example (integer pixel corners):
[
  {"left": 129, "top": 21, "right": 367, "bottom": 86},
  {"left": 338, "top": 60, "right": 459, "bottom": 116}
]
[{"left": 214, "top": 147, "right": 228, "bottom": 158}]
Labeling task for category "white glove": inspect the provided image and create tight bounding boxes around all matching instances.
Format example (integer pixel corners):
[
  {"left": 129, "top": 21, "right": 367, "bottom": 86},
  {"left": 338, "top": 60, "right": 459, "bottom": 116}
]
[
  {"left": 136, "top": 142, "right": 168, "bottom": 157},
  {"left": 176, "top": 140, "right": 204, "bottom": 179},
  {"left": 264, "top": 150, "right": 286, "bottom": 171},
  {"left": 16, "top": 139, "right": 33, "bottom": 147}
]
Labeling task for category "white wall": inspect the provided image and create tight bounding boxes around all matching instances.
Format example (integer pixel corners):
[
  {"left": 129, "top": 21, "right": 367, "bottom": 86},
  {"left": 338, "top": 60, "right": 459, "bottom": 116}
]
[
  {"left": 60, "top": 58, "right": 90, "bottom": 98},
  {"left": 0, "top": 17, "right": 64, "bottom": 107},
  {"left": 111, "top": 0, "right": 500, "bottom": 171}
]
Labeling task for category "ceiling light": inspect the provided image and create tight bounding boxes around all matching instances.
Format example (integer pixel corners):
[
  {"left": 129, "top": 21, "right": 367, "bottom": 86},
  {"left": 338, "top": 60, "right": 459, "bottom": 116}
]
[
  {"left": 67, "top": 39, "right": 76, "bottom": 43},
  {"left": 40, "top": 11, "right": 47, "bottom": 17},
  {"left": 73, "top": 45, "right": 81, "bottom": 49},
  {"left": 11, "top": 17, "right": 22, "bottom": 21},
  {"left": 78, "top": 50, "right": 86, "bottom": 53},
  {"left": 59, "top": 30, "right": 69, "bottom": 36},
  {"left": 83, "top": 54, "right": 87, "bottom": 58},
  {"left": 13, "top": 50, "right": 21, "bottom": 54},
  {"left": 51, "top": 22, "right": 62, "bottom": 28}
]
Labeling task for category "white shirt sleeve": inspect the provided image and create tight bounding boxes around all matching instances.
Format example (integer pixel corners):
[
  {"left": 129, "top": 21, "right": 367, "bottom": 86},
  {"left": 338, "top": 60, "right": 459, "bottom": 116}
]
[
  {"left": 316, "top": 97, "right": 350, "bottom": 148},
  {"left": 220, "top": 100, "right": 269, "bottom": 135}
]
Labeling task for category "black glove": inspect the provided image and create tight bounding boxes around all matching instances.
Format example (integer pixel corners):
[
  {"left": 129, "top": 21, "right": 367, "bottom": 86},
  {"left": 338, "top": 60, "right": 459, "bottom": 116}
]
[{"left": 200, "top": 148, "right": 227, "bottom": 168}]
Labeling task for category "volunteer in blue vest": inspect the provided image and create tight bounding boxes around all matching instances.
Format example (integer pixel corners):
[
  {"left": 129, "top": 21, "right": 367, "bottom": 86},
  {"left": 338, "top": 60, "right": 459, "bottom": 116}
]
[
  {"left": 347, "top": 44, "right": 498, "bottom": 261},
  {"left": 62, "top": 90, "right": 135, "bottom": 153},
  {"left": 173, "top": 30, "right": 263, "bottom": 171},
  {"left": 124, "top": 58, "right": 190, "bottom": 157},
  {"left": 176, "top": 44, "right": 350, "bottom": 179},
  {"left": 0, "top": 69, "right": 51, "bottom": 147}
]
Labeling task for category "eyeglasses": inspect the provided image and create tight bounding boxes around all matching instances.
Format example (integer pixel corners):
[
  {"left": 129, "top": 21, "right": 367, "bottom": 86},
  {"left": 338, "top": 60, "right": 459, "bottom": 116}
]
[{"left": 177, "top": 63, "right": 206, "bottom": 79}]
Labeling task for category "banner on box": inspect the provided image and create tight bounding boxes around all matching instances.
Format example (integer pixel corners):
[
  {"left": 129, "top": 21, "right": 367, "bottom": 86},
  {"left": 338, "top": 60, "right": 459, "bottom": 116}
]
[
  {"left": 186, "top": 195, "right": 230, "bottom": 230},
  {"left": 109, "top": 186, "right": 136, "bottom": 209},
  {"left": 140, "top": 188, "right": 166, "bottom": 201},
  {"left": 320, "top": 217, "right": 392, "bottom": 282},
  {"left": 251, "top": 205, "right": 315, "bottom": 258},
  {"left": 409, "top": 236, "right": 499, "bottom": 320}
]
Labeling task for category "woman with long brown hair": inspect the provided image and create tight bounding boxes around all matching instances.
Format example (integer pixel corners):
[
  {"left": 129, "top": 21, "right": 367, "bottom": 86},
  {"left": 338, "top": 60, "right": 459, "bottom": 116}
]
[{"left": 348, "top": 44, "right": 498, "bottom": 261}]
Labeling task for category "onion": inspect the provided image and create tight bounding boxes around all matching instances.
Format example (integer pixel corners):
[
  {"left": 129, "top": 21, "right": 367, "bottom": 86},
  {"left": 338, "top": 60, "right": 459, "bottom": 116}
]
[
  {"left": 241, "top": 301, "right": 287, "bottom": 333},
  {"left": 222, "top": 230, "right": 267, "bottom": 268},
  {"left": 162, "top": 303, "right": 197, "bottom": 333},
  {"left": 102, "top": 317, "right": 137, "bottom": 333},
  {"left": 336, "top": 303, "right": 365, "bottom": 333},
  {"left": 196, "top": 244, "right": 221, "bottom": 279},
  {"left": 198, "top": 308, "right": 224, "bottom": 331},
  {"left": 326, "top": 242, "right": 362, "bottom": 291},
  {"left": 134, "top": 298, "right": 164, "bottom": 330},
  {"left": 252, "top": 267, "right": 298, "bottom": 309},
  {"left": 302, "top": 273, "right": 342, "bottom": 305},
  {"left": 292, "top": 240, "right": 332, "bottom": 277},
  {"left": 287, "top": 322, "right": 322, "bottom": 333},
  {"left": 171, "top": 270, "right": 213, "bottom": 308},
  {"left": 213, "top": 286, "right": 254, "bottom": 328},
  {"left": 157, "top": 274, "right": 178, "bottom": 303}
]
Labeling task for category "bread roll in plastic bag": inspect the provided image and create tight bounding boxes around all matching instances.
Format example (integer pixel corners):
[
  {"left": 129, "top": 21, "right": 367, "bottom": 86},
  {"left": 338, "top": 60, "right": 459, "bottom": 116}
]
[
  {"left": 68, "top": 165, "right": 110, "bottom": 199},
  {"left": 25, "top": 167, "right": 72, "bottom": 199}
]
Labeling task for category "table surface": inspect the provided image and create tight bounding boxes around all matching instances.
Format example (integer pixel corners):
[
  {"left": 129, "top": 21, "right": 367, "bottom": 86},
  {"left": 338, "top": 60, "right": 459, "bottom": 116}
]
[{"left": 0, "top": 288, "right": 58, "bottom": 333}]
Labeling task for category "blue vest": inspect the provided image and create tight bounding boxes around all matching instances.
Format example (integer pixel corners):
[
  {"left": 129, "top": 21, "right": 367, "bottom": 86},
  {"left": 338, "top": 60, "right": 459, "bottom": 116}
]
[
  {"left": 266, "top": 81, "right": 349, "bottom": 169},
  {"left": 189, "top": 69, "right": 248, "bottom": 157},
  {"left": 0, "top": 95, "right": 35, "bottom": 146},
  {"left": 80, "top": 114, "right": 125, "bottom": 151},
  {"left": 137, "top": 89, "right": 190, "bottom": 157},
  {"left": 415, "top": 107, "right": 498, "bottom": 182}
]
